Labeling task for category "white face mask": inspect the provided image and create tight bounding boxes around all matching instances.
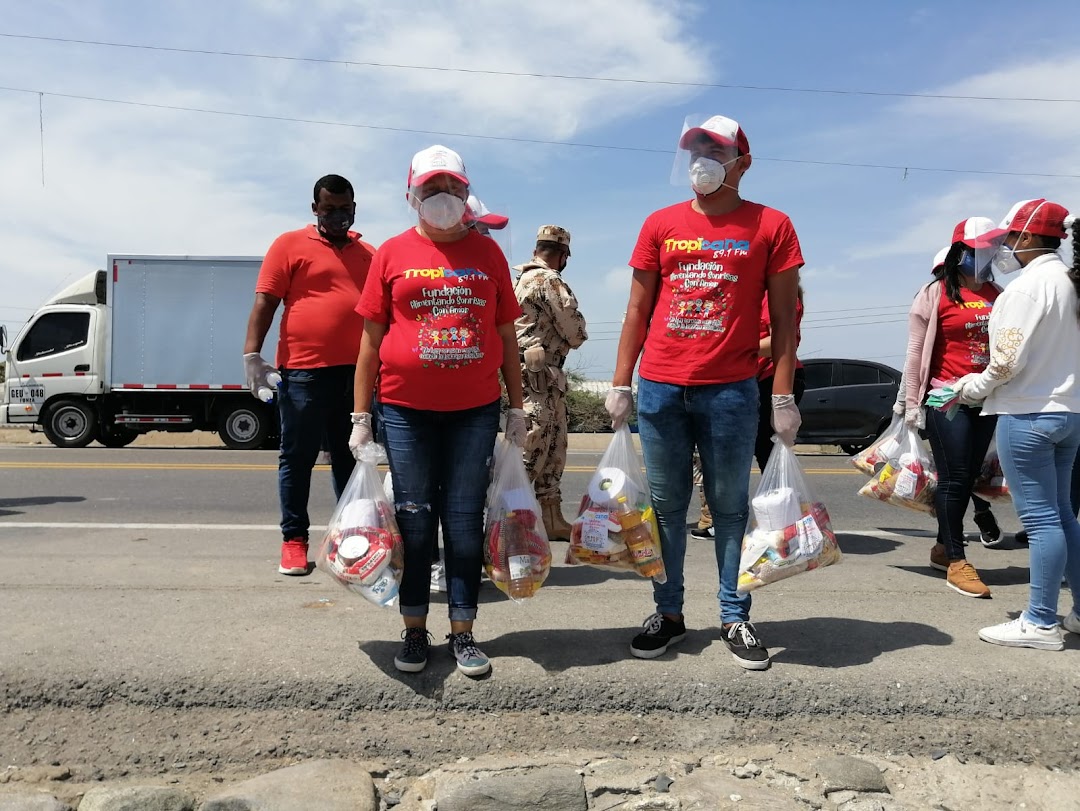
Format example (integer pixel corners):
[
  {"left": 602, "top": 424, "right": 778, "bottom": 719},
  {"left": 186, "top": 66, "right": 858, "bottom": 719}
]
[
  {"left": 418, "top": 193, "right": 466, "bottom": 230},
  {"left": 689, "top": 157, "right": 726, "bottom": 196}
]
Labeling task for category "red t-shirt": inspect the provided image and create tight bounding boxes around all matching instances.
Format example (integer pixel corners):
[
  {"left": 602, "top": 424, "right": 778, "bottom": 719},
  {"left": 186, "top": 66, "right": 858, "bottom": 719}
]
[
  {"left": 757, "top": 294, "right": 804, "bottom": 380},
  {"left": 928, "top": 281, "right": 1000, "bottom": 385},
  {"left": 356, "top": 228, "right": 522, "bottom": 412},
  {"left": 256, "top": 225, "right": 375, "bottom": 368},
  {"left": 628, "top": 201, "right": 804, "bottom": 385}
]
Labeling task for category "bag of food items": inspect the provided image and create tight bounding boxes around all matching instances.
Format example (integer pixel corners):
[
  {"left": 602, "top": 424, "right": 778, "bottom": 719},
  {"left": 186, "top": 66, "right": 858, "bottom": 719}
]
[
  {"left": 973, "top": 439, "right": 1010, "bottom": 502},
  {"left": 738, "top": 441, "right": 842, "bottom": 593},
  {"left": 850, "top": 414, "right": 904, "bottom": 476},
  {"left": 567, "top": 426, "right": 667, "bottom": 583},
  {"left": 316, "top": 450, "right": 404, "bottom": 608},
  {"left": 483, "top": 439, "right": 552, "bottom": 601},
  {"left": 857, "top": 425, "right": 937, "bottom": 513}
]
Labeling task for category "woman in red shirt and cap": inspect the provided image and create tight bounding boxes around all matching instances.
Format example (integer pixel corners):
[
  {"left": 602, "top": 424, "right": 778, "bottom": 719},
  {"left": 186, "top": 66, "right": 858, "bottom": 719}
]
[
  {"left": 901, "top": 218, "right": 1003, "bottom": 599},
  {"left": 349, "top": 145, "right": 526, "bottom": 677}
]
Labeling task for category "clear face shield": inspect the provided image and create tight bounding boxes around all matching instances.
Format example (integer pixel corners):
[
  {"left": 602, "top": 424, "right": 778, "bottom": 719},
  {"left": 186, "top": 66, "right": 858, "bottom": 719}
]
[
  {"left": 466, "top": 195, "right": 512, "bottom": 260},
  {"left": 990, "top": 201, "right": 1049, "bottom": 277},
  {"left": 670, "top": 114, "right": 744, "bottom": 195}
]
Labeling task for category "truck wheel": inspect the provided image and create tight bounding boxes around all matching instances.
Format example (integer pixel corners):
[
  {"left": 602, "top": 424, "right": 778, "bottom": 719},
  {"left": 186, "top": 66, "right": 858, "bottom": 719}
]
[
  {"left": 217, "top": 403, "right": 269, "bottom": 450},
  {"left": 99, "top": 424, "right": 139, "bottom": 448},
  {"left": 42, "top": 399, "right": 99, "bottom": 448}
]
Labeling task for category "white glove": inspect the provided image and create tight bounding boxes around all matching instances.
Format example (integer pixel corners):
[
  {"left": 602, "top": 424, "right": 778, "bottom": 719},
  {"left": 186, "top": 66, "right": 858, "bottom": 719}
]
[
  {"left": 605, "top": 386, "right": 634, "bottom": 429},
  {"left": 243, "top": 353, "right": 281, "bottom": 402},
  {"left": 348, "top": 412, "right": 373, "bottom": 460},
  {"left": 771, "top": 394, "right": 802, "bottom": 447},
  {"left": 505, "top": 408, "right": 528, "bottom": 446},
  {"left": 904, "top": 406, "right": 925, "bottom": 430},
  {"left": 953, "top": 373, "right": 985, "bottom": 406},
  {"left": 892, "top": 399, "right": 905, "bottom": 416}
]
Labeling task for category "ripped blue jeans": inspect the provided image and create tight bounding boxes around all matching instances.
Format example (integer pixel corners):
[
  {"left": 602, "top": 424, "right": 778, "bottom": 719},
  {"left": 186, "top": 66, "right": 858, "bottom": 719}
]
[{"left": 379, "top": 400, "right": 499, "bottom": 622}]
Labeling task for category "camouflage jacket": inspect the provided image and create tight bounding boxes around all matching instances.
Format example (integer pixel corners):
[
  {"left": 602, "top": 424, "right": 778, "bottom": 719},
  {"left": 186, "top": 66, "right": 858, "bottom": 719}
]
[{"left": 513, "top": 258, "right": 588, "bottom": 360}]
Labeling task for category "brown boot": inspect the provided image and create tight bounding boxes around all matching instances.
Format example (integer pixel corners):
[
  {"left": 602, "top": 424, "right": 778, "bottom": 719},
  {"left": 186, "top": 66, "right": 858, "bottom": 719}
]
[{"left": 540, "top": 497, "right": 573, "bottom": 542}]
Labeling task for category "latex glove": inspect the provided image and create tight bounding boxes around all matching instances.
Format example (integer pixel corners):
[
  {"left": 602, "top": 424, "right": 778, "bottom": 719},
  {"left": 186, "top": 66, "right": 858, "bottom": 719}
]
[
  {"left": 904, "top": 406, "right": 925, "bottom": 430},
  {"left": 892, "top": 399, "right": 905, "bottom": 417},
  {"left": 243, "top": 353, "right": 281, "bottom": 402},
  {"left": 953, "top": 373, "right": 985, "bottom": 406},
  {"left": 605, "top": 386, "right": 634, "bottom": 429},
  {"left": 348, "top": 412, "right": 373, "bottom": 460},
  {"left": 523, "top": 346, "right": 546, "bottom": 372},
  {"left": 505, "top": 408, "right": 528, "bottom": 446},
  {"left": 771, "top": 394, "right": 802, "bottom": 447}
]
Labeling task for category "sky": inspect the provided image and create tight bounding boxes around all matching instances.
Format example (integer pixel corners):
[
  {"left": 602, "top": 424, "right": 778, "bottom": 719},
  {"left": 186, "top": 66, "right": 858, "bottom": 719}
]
[{"left": 1, "top": 0, "right": 1078, "bottom": 381}]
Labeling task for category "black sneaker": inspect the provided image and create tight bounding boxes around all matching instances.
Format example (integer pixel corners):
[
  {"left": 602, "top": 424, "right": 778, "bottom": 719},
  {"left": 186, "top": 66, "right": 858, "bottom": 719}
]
[
  {"left": 722, "top": 621, "right": 771, "bottom": 671},
  {"left": 630, "top": 612, "right": 687, "bottom": 659},
  {"left": 690, "top": 526, "right": 715, "bottom": 539},
  {"left": 973, "top": 510, "right": 1004, "bottom": 548},
  {"left": 393, "top": 628, "right": 432, "bottom": 673},
  {"left": 1015, "top": 529, "right": 1029, "bottom": 545},
  {"left": 447, "top": 631, "right": 491, "bottom": 677}
]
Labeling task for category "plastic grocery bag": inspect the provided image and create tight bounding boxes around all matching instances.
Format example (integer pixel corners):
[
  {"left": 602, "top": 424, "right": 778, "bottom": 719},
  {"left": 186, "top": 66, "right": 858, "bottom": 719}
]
[
  {"left": 738, "top": 441, "right": 842, "bottom": 593},
  {"left": 973, "top": 439, "right": 1010, "bottom": 502},
  {"left": 483, "top": 439, "right": 551, "bottom": 602},
  {"left": 567, "top": 425, "right": 667, "bottom": 583},
  {"left": 850, "top": 414, "right": 904, "bottom": 476},
  {"left": 857, "top": 425, "right": 937, "bottom": 514},
  {"left": 316, "top": 448, "right": 404, "bottom": 608}
]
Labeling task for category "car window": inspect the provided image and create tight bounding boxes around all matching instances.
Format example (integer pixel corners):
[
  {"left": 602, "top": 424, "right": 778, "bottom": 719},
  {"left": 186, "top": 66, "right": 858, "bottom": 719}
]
[
  {"left": 803, "top": 362, "right": 833, "bottom": 390},
  {"left": 840, "top": 363, "right": 880, "bottom": 386},
  {"left": 16, "top": 312, "right": 91, "bottom": 361}
]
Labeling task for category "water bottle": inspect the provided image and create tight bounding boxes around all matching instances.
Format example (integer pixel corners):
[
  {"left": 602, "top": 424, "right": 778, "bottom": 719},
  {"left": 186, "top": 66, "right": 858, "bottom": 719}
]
[{"left": 257, "top": 371, "right": 282, "bottom": 403}]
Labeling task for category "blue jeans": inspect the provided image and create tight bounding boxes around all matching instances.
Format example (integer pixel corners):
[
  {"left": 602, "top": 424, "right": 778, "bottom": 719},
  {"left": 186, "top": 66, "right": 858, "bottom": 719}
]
[
  {"left": 925, "top": 405, "right": 997, "bottom": 561},
  {"left": 997, "top": 413, "right": 1080, "bottom": 627},
  {"left": 380, "top": 400, "right": 499, "bottom": 622},
  {"left": 277, "top": 366, "right": 356, "bottom": 541},
  {"left": 637, "top": 376, "right": 759, "bottom": 624}
]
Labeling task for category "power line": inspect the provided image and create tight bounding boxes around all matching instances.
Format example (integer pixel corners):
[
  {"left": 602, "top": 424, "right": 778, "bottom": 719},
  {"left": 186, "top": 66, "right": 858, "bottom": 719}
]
[
  {"left": 1, "top": 85, "right": 1079, "bottom": 180},
  {"left": 3, "top": 32, "right": 1079, "bottom": 105}
]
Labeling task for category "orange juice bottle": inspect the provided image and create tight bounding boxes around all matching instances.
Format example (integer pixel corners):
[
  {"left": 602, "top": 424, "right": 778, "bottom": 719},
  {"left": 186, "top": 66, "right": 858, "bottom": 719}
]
[{"left": 613, "top": 496, "right": 663, "bottom": 577}]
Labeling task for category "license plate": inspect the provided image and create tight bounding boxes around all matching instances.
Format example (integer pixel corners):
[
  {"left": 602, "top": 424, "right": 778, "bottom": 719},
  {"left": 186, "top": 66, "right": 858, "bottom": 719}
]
[{"left": 10, "top": 387, "right": 45, "bottom": 403}]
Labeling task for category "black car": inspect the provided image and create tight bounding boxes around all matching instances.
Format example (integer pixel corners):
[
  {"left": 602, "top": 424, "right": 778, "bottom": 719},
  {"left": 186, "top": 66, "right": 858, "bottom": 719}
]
[{"left": 796, "top": 358, "right": 901, "bottom": 454}]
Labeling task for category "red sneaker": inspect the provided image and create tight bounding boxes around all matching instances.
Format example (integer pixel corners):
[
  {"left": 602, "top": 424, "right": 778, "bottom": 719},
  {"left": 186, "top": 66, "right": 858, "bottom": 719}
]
[{"left": 279, "top": 538, "right": 310, "bottom": 575}]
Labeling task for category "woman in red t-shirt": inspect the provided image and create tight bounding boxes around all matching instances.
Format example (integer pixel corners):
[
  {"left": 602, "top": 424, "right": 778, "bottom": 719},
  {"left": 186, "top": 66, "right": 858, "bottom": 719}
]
[
  {"left": 901, "top": 218, "right": 1002, "bottom": 598},
  {"left": 349, "top": 145, "right": 525, "bottom": 678}
]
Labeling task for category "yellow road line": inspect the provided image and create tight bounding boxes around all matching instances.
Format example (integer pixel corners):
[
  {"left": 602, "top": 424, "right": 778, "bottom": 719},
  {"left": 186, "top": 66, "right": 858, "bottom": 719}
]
[{"left": 0, "top": 461, "right": 863, "bottom": 474}]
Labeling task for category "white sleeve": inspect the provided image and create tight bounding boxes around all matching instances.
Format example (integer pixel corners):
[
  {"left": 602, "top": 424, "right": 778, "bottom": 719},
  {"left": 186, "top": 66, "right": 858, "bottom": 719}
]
[{"left": 963, "top": 286, "right": 1044, "bottom": 401}]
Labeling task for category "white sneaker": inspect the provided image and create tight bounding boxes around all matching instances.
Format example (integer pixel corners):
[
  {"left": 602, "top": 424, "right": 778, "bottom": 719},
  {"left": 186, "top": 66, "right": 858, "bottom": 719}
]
[
  {"left": 429, "top": 562, "right": 446, "bottom": 593},
  {"left": 1062, "top": 611, "right": 1080, "bottom": 634},
  {"left": 979, "top": 617, "right": 1064, "bottom": 650}
]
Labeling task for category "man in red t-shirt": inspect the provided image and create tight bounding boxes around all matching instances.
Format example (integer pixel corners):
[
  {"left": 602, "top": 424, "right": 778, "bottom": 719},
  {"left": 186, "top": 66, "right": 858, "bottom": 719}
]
[
  {"left": 606, "top": 115, "right": 803, "bottom": 670},
  {"left": 243, "top": 174, "right": 376, "bottom": 576}
]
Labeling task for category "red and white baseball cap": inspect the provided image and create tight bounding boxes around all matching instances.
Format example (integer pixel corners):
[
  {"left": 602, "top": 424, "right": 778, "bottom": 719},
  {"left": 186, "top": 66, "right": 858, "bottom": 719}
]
[
  {"left": 465, "top": 195, "right": 508, "bottom": 230},
  {"left": 407, "top": 145, "right": 469, "bottom": 190},
  {"left": 678, "top": 115, "right": 750, "bottom": 155},
  {"left": 983, "top": 199, "right": 1070, "bottom": 241},
  {"left": 931, "top": 246, "right": 950, "bottom": 273},
  {"left": 950, "top": 217, "right": 997, "bottom": 248}
]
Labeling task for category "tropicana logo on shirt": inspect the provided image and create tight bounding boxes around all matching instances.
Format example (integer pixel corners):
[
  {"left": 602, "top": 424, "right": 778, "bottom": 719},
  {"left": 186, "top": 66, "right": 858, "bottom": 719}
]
[
  {"left": 663, "top": 236, "right": 751, "bottom": 257},
  {"left": 403, "top": 266, "right": 489, "bottom": 280}
]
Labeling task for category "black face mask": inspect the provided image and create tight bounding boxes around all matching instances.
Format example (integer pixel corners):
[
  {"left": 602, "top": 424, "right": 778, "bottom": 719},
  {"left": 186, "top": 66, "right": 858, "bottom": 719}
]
[{"left": 317, "top": 209, "right": 354, "bottom": 237}]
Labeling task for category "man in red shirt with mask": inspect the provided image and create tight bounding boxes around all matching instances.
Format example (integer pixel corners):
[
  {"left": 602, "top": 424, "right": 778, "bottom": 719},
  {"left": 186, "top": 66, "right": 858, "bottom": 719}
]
[{"left": 243, "top": 174, "right": 376, "bottom": 576}]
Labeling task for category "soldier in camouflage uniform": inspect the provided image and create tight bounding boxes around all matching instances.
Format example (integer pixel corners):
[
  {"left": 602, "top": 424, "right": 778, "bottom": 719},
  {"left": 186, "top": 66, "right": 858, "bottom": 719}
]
[{"left": 514, "top": 225, "right": 588, "bottom": 542}]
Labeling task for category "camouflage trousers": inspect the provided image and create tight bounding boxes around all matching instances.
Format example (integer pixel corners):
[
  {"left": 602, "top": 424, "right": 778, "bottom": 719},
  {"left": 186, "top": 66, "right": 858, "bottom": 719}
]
[{"left": 522, "top": 380, "right": 568, "bottom": 502}]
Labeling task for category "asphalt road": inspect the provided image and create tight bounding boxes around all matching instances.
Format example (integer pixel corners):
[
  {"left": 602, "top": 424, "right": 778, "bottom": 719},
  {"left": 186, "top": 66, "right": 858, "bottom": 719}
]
[{"left": 0, "top": 442, "right": 1073, "bottom": 726}]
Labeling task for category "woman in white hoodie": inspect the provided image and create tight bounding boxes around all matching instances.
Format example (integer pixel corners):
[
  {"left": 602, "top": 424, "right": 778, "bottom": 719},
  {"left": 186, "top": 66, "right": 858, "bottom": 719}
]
[{"left": 955, "top": 199, "right": 1080, "bottom": 650}]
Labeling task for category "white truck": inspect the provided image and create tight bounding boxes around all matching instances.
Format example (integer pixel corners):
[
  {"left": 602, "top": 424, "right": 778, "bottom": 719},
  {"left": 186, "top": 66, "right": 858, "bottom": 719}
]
[{"left": 0, "top": 255, "right": 281, "bottom": 450}]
